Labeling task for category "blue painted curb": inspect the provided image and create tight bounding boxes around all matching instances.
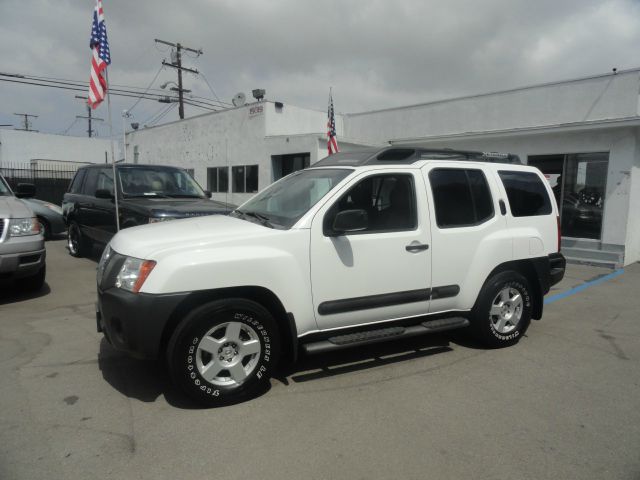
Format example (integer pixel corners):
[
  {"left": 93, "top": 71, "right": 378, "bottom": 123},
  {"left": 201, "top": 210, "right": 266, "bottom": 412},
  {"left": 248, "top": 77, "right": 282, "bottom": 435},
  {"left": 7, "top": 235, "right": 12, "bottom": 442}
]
[{"left": 544, "top": 268, "right": 625, "bottom": 305}]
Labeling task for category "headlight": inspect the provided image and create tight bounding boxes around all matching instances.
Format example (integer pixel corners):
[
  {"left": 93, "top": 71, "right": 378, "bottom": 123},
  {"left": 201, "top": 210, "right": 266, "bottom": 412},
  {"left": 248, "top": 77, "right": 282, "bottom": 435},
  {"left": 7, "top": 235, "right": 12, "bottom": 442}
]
[
  {"left": 9, "top": 217, "right": 40, "bottom": 236},
  {"left": 115, "top": 256, "right": 156, "bottom": 293},
  {"left": 149, "top": 216, "right": 175, "bottom": 224},
  {"left": 97, "top": 245, "right": 112, "bottom": 284},
  {"left": 43, "top": 203, "right": 63, "bottom": 215}
]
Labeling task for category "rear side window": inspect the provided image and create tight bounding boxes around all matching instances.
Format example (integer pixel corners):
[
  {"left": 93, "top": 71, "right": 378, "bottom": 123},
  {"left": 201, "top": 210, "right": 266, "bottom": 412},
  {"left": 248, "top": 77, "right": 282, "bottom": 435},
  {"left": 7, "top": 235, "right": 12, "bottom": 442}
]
[
  {"left": 498, "top": 171, "right": 552, "bottom": 217},
  {"left": 429, "top": 168, "right": 494, "bottom": 228},
  {"left": 68, "top": 169, "right": 86, "bottom": 194},
  {"left": 82, "top": 168, "right": 99, "bottom": 196}
]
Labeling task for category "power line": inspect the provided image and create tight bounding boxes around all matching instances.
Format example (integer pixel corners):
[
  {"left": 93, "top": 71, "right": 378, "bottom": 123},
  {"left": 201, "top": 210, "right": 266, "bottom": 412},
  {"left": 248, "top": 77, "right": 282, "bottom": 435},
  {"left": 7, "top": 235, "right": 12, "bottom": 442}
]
[
  {"left": 0, "top": 76, "right": 220, "bottom": 111},
  {"left": 126, "top": 65, "right": 165, "bottom": 114}
]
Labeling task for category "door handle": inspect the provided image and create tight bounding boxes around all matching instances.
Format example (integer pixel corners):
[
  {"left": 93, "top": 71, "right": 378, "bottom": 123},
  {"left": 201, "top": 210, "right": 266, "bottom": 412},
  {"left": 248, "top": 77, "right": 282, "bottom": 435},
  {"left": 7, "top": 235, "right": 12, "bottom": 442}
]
[{"left": 406, "top": 243, "right": 429, "bottom": 252}]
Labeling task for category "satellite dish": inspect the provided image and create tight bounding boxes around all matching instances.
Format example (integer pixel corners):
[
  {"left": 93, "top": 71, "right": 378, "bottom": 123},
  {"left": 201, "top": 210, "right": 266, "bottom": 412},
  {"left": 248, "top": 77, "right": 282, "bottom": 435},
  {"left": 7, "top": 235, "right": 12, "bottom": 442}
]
[{"left": 232, "top": 92, "right": 246, "bottom": 107}]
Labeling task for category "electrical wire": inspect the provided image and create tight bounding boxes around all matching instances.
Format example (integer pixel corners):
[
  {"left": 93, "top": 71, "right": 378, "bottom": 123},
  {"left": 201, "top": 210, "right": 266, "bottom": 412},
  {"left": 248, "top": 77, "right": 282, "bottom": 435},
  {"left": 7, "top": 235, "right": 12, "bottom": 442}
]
[
  {"left": 196, "top": 70, "right": 225, "bottom": 105},
  {"left": 61, "top": 118, "right": 78, "bottom": 135},
  {"left": 126, "top": 65, "right": 164, "bottom": 114},
  {"left": 149, "top": 103, "right": 178, "bottom": 126}
]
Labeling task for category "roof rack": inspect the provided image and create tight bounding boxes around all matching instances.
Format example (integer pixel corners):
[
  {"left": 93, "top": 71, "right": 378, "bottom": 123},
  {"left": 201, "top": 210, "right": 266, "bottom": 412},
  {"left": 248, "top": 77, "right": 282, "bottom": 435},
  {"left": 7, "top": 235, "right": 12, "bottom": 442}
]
[{"left": 313, "top": 146, "right": 521, "bottom": 167}]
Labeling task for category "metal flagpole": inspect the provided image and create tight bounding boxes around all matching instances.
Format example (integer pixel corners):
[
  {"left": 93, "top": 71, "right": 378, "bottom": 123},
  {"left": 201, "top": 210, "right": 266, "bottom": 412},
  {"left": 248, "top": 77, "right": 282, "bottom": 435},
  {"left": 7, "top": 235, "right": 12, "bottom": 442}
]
[{"left": 105, "top": 69, "right": 120, "bottom": 231}]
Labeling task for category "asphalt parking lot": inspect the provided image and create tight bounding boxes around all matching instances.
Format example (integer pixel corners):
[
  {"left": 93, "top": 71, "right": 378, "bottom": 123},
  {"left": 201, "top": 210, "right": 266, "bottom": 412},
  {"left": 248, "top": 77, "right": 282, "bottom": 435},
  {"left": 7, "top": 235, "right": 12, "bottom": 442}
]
[{"left": 1, "top": 239, "right": 639, "bottom": 480}]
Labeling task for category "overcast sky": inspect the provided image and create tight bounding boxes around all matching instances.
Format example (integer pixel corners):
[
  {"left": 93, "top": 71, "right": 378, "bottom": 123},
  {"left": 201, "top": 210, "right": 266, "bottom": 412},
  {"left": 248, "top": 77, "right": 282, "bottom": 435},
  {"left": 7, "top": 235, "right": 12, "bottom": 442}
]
[{"left": 1, "top": 0, "right": 639, "bottom": 138}]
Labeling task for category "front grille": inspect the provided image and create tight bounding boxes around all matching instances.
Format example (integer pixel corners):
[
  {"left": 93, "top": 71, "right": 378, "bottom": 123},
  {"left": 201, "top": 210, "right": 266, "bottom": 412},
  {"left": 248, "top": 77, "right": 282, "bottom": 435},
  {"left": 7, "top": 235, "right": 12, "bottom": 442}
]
[{"left": 19, "top": 254, "right": 41, "bottom": 265}]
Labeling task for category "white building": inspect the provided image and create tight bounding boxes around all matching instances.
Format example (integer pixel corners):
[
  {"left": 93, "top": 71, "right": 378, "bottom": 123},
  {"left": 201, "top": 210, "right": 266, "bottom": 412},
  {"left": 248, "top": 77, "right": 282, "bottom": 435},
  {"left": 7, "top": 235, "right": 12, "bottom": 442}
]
[
  {"left": 126, "top": 68, "right": 640, "bottom": 267},
  {"left": 0, "top": 129, "right": 112, "bottom": 167}
]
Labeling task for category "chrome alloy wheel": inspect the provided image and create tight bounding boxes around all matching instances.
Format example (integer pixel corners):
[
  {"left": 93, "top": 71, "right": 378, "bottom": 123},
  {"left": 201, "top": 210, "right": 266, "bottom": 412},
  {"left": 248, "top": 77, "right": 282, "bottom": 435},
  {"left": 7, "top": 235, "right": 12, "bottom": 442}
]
[
  {"left": 195, "top": 321, "right": 262, "bottom": 387},
  {"left": 67, "top": 224, "right": 79, "bottom": 255},
  {"left": 489, "top": 287, "right": 523, "bottom": 334}
]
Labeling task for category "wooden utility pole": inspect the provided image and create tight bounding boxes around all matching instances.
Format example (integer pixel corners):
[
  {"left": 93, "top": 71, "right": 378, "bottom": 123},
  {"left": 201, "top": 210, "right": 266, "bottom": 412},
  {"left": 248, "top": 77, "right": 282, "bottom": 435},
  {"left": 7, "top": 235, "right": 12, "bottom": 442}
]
[
  {"left": 155, "top": 39, "right": 202, "bottom": 119},
  {"left": 75, "top": 95, "right": 104, "bottom": 137},
  {"left": 13, "top": 113, "right": 38, "bottom": 132}
]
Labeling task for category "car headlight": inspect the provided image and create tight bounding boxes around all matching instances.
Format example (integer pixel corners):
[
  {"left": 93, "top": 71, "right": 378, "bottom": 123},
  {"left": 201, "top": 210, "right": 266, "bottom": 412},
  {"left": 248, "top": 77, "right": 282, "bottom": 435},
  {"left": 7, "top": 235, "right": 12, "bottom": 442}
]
[
  {"left": 115, "top": 256, "right": 156, "bottom": 293},
  {"left": 9, "top": 217, "right": 40, "bottom": 236},
  {"left": 97, "top": 245, "right": 112, "bottom": 284}
]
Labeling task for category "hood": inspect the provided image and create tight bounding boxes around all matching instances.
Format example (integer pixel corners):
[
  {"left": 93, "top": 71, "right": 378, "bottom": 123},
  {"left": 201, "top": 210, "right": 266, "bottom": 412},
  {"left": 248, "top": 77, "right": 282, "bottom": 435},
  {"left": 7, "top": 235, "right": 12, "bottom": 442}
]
[
  {"left": 123, "top": 196, "right": 232, "bottom": 217},
  {"left": 0, "top": 195, "right": 35, "bottom": 218},
  {"left": 109, "top": 214, "right": 283, "bottom": 260}
]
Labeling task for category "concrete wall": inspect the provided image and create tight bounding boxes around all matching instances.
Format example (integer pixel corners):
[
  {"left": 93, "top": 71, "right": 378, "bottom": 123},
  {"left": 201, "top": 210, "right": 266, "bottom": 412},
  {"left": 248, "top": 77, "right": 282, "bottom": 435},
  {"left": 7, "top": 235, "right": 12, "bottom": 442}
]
[
  {"left": 345, "top": 71, "right": 640, "bottom": 144},
  {"left": 0, "top": 129, "right": 111, "bottom": 166},
  {"left": 625, "top": 130, "right": 640, "bottom": 264},
  {"left": 402, "top": 127, "right": 637, "bottom": 250},
  {"left": 126, "top": 101, "right": 338, "bottom": 206}
]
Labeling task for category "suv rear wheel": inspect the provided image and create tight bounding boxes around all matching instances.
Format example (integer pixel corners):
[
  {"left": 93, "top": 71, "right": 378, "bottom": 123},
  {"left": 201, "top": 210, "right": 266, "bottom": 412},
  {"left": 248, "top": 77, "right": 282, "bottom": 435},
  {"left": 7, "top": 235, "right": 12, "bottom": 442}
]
[
  {"left": 167, "top": 298, "right": 280, "bottom": 406},
  {"left": 470, "top": 271, "right": 532, "bottom": 348}
]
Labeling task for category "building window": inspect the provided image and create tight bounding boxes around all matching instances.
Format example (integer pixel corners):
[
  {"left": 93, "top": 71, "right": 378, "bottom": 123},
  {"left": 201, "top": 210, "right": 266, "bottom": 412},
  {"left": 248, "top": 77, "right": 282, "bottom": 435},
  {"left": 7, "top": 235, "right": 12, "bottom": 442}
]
[
  {"left": 133, "top": 145, "right": 139, "bottom": 164},
  {"left": 272, "top": 153, "right": 310, "bottom": 180},
  {"left": 232, "top": 165, "right": 259, "bottom": 193},
  {"left": 184, "top": 168, "right": 195, "bottom": 177},
  {"left": 207, "top": 167, "right": 228, "bottom": 193},
  {"left": 429, "top": 168, "right": 494, "bottom": 228}
]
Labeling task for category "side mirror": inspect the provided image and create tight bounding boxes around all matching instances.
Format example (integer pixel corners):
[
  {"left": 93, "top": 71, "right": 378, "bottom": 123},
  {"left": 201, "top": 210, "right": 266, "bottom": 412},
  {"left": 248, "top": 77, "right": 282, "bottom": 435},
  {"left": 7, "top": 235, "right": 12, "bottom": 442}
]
[
  {"left": 328, "top": 209, "right": 369, "bottom": 236},
  {"left": 95, "top": 189, "right": 114, "bottom": 199},
  {"left": 15, "top": 183, "right": 36, "bottom": 198},
  {"left": 204, "top": 190, "right": 212, "bottom": 199}
]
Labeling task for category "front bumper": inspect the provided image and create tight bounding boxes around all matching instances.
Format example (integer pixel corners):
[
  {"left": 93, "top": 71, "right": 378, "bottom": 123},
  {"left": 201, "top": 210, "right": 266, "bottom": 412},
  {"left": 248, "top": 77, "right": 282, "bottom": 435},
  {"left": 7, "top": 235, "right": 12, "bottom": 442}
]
[
  {"left": 96, "top": 287, "right": 188, "bottom": 359},
  {"left": 0, "top": 234, "right": 46, "bottom": 280}
]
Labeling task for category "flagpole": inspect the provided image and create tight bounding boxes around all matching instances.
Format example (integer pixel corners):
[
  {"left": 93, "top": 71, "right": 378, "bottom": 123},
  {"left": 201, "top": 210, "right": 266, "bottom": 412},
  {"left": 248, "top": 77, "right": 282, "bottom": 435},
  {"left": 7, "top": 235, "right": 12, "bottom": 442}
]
[{"left": 105, "top": 68, "right": 120, "bottom": 231}]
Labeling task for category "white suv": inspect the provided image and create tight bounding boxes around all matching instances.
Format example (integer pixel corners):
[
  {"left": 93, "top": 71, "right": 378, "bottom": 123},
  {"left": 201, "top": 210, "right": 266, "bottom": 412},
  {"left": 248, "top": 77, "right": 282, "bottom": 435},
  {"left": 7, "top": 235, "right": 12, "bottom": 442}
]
[{"left": 96, "top": 147, "right": 565, "bottom": 406}]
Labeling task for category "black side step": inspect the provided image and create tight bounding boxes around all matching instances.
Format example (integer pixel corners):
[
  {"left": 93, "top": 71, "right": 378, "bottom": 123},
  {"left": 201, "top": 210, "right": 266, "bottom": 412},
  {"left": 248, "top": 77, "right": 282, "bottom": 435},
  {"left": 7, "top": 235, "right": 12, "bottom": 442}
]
[{"left": 302, "top": 317, "right": 469, "bottom": 355}]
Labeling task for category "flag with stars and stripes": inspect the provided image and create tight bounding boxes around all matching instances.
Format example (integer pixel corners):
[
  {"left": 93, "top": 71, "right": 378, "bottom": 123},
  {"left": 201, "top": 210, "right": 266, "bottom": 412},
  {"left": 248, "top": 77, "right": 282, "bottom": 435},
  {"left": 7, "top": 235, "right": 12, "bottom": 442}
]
[
  {"left": 88, "top": 0, "right": 111, "bottom": 109},
  {"left": 327, "top": 90, "right": 339, "bottom": 155}
]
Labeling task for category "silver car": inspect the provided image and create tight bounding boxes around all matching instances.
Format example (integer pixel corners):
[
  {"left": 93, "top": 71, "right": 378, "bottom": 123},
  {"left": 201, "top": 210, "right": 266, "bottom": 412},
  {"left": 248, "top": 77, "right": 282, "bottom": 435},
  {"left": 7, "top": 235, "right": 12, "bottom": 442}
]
[{"left": 0, "top": 176, "right": 46, "bottom": 291}]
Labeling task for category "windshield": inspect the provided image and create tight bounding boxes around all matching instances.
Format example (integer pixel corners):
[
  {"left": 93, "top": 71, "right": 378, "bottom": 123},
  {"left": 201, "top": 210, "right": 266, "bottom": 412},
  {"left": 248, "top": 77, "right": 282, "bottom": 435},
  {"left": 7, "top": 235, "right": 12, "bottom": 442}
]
[
  {"left": 0, "top": 176, "right": 12, "bottom": 196},
  {"left": 231, "top": 168, "right": 353, "bottom": 229},
  {"left": 118, "top": 166, "right": 206, "bottom": 198}
]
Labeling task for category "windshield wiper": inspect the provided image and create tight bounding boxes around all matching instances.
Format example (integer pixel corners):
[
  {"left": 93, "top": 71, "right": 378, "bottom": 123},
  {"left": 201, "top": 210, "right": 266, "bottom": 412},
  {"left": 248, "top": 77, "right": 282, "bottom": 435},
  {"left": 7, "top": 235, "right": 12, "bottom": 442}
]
[{"left": 233, "top": 210, "right": 275, "bottom": 228}]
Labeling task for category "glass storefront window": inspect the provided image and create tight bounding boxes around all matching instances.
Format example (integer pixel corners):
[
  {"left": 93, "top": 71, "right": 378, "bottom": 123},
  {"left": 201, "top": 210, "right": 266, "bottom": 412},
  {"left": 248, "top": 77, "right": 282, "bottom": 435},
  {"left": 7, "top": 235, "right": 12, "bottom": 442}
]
[
  {"left": 561, "top": 153, "right": 608, "bottom": 240},
  {"left": 529, "top": 152, "right": 609, "bottom": 240}
]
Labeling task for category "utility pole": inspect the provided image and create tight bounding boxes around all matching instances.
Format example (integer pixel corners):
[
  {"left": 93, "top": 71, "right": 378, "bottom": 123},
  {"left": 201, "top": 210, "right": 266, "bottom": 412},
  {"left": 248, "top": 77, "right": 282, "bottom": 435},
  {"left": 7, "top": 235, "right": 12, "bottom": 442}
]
[
  {"left": 13, "top": 113, "right": 38, "bottom": 132},
  {"left": 75, "top": 95, "right": 103, "bottom": 137},
  {"left": 155, "top": 39, "right": 202, "bottom": 119}
]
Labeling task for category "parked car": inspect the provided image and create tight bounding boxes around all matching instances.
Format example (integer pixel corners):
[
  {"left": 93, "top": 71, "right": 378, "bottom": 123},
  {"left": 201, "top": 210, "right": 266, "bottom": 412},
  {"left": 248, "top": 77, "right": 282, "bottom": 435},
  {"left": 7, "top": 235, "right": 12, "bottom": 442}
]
[
  {"left": 62, "top": 164, "right": 233, "bottom": 257},
  {"left": 0, "top": 176, "right": 46, "bottom": 291},
  {"left": 95, "top": 146, "right": 566, "bottom": 406},
  {"left": 18, "top": 197, "right": 66, "bottom": 240}
]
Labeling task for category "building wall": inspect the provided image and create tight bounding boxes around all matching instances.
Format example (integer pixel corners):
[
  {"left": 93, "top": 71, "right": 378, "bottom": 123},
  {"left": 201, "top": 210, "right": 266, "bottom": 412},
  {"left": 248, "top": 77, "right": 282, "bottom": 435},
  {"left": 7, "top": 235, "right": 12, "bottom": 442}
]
[
  {"left": 126, "top": 101, "right": 337, "bottom": 206},
  {"left": 344, "top": 71, "right": 640, "bottom": 144},
  {"left": 403, "top": 127, "right": 637, "bottom": 253},
  {"left": 625, "top": 130, "right": 640, "bottom": 264},
  {"left": 0, "top": 129, "right": 111, "bottom": 166}
]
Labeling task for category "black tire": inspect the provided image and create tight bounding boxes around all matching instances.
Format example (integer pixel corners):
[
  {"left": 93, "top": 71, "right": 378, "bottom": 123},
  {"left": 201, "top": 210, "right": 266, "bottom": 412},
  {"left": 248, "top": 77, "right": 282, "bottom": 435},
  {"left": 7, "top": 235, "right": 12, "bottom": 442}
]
[
  {"left": 167, "top": 298, "right": 280, "bottom": 407},
  {"left": 37, "top": 217, "right": 51, "bottom": 240},
  {"left": 67, "top": 221, "right": 91, "bottom": 257},
  {"left": 19, "top": 265, "right": 46, "bottom": 292},
  {"left": 470, "top": 271, "right": 533, "bottom": 348}
]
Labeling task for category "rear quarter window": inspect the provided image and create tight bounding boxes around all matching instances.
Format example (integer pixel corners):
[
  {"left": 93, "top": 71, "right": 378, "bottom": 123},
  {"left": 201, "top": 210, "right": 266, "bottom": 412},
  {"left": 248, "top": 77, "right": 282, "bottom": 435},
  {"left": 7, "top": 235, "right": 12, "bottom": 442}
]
[
  {"left": 68, "top": 169, "right": 86, "bottom": 194},
  {"left": 498, "top": 170, "right": 552, "bottom": 217}
]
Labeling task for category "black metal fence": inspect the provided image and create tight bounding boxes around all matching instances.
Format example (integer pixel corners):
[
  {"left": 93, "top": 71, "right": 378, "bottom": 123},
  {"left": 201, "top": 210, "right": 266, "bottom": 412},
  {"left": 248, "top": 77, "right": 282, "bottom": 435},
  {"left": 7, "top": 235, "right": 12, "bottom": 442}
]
[{"left": 1, "top": 162, "right": 82, "bottom": 205}]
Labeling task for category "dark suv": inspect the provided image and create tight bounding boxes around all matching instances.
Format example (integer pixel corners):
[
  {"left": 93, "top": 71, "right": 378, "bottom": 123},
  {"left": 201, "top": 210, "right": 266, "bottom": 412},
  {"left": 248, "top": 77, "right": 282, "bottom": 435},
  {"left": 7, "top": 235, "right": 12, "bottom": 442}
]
[{"left": 62, "top": 164, "right": 232, "bottom": 257}]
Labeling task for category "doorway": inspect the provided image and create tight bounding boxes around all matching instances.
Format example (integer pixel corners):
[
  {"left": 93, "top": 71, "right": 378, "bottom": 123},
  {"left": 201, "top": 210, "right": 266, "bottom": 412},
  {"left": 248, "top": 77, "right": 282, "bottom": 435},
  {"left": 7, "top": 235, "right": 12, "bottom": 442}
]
[
  {"left": 528, "top": 153, "right": 609, "bottom": 240},
  {"left": 272, "top": 153, "right": 310, "bottom": 181}
]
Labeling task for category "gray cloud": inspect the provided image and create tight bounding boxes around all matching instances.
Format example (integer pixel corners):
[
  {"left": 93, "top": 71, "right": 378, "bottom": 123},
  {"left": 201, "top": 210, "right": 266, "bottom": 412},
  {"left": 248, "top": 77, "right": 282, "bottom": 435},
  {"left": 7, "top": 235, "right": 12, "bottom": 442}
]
[{"left": 1, "top": 0, "right": 639, "bottom": 136}]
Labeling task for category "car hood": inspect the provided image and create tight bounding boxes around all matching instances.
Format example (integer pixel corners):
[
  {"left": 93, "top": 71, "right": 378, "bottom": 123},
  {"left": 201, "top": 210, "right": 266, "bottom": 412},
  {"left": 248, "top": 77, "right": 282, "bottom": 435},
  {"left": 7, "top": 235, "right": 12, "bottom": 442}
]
[
  {"left": 109, "top": 214, "right": 285, "bottom": 260},
  {"left": 0, "top": 195, "right": 35, "bottom": 218},
  {"left": 122, "top": 196, "right": 232, "bottom": 216}
]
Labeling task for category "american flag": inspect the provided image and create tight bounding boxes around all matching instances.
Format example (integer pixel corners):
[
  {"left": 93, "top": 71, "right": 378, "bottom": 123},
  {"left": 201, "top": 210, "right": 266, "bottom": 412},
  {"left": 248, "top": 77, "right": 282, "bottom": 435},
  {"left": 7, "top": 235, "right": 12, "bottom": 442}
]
[
  {"left": 88, "top": 0, "right": 111, "bottom": 109},
  {"left": 327, "top": 91, "right": 339, "bottom": 155}
]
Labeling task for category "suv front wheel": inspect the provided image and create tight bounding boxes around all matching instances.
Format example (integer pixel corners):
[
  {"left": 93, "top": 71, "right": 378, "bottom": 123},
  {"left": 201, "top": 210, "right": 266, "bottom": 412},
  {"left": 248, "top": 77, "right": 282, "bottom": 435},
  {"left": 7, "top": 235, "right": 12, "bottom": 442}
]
[
  {"left": 470, "top": 271, "right": 533, "bottom": 348},
  {"left": 67, "top": 221, "right": 91, "bottom": 257},
  {"left": 167, "top": 298, "right": 280, "bottom": 407}
]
